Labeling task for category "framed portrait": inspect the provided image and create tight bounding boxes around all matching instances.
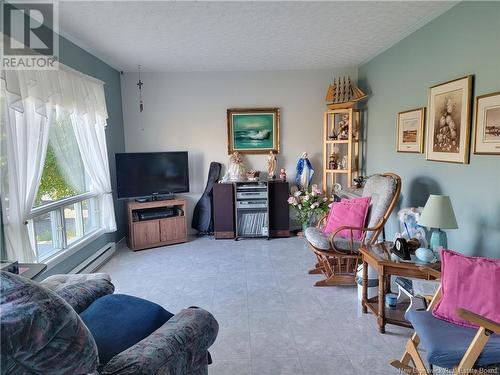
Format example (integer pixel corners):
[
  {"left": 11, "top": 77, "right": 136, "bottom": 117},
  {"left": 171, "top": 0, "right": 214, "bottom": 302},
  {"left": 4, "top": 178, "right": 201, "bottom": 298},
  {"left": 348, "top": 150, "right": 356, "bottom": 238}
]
[
  {"left": 227, "top": 108, "right": 280, "bottom": 154},
  {"left": 425, "top": 75, "right": 472, "bottom": 164},
  {"left": 474, "top": 92, "right": 500, "bottom": 155},
  {"left": 397, "top": 107, "right": 425, "bottom": 153}
]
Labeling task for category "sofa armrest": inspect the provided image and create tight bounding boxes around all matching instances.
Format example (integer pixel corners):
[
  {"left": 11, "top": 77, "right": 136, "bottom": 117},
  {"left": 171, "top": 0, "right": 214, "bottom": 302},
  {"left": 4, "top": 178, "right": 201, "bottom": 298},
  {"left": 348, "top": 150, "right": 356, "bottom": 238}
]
[
  {"left": 101, "top": 308, "right": 219, "bottom": 375},
  {"left": 41, "top": 273, "right": 114, "bottom": 313}
]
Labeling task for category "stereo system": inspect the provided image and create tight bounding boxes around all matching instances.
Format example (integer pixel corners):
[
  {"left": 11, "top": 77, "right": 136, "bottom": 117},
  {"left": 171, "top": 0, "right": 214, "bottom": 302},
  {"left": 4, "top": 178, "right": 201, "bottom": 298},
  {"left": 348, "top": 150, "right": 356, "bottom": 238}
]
[{"left": 137, "top": 207, "right": 178, "bottom": 221}]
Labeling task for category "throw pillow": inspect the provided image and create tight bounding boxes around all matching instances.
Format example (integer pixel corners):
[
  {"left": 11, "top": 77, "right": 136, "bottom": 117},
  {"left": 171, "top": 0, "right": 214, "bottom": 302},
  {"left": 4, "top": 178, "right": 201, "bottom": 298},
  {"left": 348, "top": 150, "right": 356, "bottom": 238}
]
[
  {"left": 432, "top": 249, "right": 500, "bottom": 328},
  {"left": 323, "top": 196, "right": 371, "bottom": 241},
  {"left": 80, "top": 294, "right": 174, "bottom": 364}
]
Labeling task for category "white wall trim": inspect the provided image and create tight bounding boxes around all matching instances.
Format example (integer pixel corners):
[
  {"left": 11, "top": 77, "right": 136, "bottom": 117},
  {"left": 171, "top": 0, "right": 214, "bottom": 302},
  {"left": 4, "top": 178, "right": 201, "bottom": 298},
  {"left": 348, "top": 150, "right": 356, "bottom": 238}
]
[
  {"left": 70, "top": 242, "right": 116, "bottom": 274},
  {"left": 44, "top": 228, "right": 105, "bottom": 271}
]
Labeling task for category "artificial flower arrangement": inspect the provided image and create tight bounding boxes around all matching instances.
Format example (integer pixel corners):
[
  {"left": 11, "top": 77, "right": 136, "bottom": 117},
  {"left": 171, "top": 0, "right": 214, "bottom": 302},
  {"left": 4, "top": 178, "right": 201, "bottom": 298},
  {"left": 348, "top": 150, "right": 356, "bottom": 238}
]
[{"left": 287, "top": 185, "right": 331, "bottom": 231}]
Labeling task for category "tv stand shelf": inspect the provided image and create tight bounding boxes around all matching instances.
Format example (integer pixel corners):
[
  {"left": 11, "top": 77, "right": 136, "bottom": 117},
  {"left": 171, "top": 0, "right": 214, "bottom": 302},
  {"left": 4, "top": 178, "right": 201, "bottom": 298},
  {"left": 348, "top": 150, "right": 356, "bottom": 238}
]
[{"left": 126, "top": 198, "right": 187, "bottom": 251}]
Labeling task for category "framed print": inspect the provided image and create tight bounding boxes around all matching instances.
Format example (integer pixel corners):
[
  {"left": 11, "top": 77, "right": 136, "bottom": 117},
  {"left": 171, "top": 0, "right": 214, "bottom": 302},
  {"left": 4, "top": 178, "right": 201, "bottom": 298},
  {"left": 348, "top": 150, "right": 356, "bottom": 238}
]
[
  {"left": 397, "top": 107, "right": 425, "bottom": 153},
  {"left": 426, "top": 75, "right": 473, "bottom": 164},
  {"left": 227, "top": 108, "right": 280, "bottom": 154},
  {"left": 474, "top": 92, "right": 500, "bottom": 155}
]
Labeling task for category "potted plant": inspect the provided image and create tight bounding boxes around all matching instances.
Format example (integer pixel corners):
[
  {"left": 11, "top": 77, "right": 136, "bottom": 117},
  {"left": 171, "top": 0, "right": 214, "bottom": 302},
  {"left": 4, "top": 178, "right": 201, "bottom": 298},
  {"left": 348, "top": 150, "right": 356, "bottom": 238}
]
[{"left": 288, "top": 186, "right": 330, "bottom": 233}]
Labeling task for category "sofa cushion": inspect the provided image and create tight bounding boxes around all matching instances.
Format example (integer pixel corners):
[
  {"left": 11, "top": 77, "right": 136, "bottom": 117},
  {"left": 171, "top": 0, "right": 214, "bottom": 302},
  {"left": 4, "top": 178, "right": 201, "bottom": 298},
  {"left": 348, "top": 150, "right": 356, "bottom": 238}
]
[
  {"left": 406, "top": 310, "right": 500, "bottom": 369},
  {"left": 80, "top": 294, "right": 173, "bottom": 365},
  {"left": 0, "top": 271, "right": 98, "bottom": 374},
  {"left": 433, "top": 250, "right": 500, "bottom": 328},
  {"left": 305, "top": 227, "right": 361, "bottom": 252},
  {"left": 305, "top": 227, "right": 330, "bottom": 250}
]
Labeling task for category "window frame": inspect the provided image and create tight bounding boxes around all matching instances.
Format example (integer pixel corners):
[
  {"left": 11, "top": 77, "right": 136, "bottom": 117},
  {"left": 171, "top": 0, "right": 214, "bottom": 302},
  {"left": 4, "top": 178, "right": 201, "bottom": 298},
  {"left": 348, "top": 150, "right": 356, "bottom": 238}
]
[{"left": 28, "top": 191, "right": 104, "bottom": 269}]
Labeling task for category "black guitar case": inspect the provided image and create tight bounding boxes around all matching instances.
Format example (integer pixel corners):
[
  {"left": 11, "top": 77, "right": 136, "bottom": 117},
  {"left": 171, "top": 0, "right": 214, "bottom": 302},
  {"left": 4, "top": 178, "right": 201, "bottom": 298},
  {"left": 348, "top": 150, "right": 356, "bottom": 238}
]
[{"left": 191, "top": 162, "right": 222, "bottom": 234}]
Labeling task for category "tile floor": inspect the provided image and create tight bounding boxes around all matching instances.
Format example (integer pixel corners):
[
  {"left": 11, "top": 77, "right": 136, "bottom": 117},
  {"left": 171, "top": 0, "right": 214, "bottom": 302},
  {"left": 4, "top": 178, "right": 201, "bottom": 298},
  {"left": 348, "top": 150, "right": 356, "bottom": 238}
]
[{"left": 100, "top": 236, "right": 415, "bottom": 375}]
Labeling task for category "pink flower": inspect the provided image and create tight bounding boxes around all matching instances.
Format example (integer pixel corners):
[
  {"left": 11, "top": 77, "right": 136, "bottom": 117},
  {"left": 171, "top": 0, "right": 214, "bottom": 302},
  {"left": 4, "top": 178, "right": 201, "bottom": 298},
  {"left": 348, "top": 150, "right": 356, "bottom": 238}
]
[{"left": 287, "top": 197, "right": 296, "bottom": 205}]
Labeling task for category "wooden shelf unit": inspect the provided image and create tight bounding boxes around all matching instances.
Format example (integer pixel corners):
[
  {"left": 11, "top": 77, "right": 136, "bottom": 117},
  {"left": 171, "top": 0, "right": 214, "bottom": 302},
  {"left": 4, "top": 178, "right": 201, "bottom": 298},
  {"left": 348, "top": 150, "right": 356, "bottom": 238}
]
[
  {"left": 126, "top": 198, "right": 187, "bottom": 251},
  {"left": 323, "top": 108, "right": 361, "bottom": 197}
]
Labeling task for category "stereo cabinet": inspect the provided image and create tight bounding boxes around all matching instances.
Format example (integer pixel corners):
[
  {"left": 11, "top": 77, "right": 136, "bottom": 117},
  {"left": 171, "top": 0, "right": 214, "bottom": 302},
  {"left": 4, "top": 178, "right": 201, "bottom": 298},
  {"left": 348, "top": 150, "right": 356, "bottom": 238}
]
[
  {"left": 126, "top": 199, "right": 187, "bottom": 251},
  {"left": 213, "top": 181, "right": 289, "bottom": 239}
]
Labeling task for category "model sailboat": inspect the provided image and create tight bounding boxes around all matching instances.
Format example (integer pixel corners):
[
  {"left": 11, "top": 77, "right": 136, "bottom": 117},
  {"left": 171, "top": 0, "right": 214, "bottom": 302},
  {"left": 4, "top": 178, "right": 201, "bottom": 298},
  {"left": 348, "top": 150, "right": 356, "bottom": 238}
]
[{"left": 325, "top": 76, "right": 367, "bottom": 109}]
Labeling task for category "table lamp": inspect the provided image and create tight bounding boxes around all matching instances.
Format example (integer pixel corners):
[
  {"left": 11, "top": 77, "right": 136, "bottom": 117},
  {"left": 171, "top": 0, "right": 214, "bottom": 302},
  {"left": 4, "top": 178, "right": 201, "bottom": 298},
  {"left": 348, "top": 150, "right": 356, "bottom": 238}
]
[{"left": 418, "top": 195, "right": 458, "bottom": 250}]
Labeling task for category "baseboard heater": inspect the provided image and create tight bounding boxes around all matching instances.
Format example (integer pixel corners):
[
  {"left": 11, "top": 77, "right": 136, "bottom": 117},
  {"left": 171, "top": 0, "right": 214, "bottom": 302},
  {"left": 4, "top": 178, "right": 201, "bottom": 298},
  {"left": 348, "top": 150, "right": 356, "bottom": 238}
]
[{"left": 70, "top": 242, "right": 116, "bottom": 274}]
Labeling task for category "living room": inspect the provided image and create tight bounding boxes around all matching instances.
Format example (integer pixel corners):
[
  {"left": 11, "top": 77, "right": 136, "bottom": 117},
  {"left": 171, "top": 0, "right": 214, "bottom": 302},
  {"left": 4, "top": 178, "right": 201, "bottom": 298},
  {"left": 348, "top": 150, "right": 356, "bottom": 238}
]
[{"left": 1, "top": 1, "right": 499, "bottom": 375}]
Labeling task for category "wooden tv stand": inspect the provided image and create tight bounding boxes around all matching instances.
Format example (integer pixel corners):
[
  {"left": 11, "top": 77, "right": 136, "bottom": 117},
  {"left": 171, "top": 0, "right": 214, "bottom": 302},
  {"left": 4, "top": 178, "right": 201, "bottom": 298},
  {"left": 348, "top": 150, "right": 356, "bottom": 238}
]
[{"left": 126, "top": 198, "right": 187, "bottom": 251}]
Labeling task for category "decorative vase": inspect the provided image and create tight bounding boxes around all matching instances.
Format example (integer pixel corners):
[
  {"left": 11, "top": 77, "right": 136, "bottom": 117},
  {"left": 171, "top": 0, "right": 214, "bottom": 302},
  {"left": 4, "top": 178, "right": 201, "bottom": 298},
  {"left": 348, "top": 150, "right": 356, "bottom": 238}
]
[{"left": 302, "top": 222, "right": 309, "bottom": 232}]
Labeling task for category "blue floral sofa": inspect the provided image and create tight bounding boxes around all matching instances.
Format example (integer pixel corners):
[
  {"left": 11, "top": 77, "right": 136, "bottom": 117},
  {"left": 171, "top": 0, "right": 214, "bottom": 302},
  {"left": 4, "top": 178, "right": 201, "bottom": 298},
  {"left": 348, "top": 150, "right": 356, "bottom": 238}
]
[{"left": 0, "top": 271, "right": 218, "bottom": 375}]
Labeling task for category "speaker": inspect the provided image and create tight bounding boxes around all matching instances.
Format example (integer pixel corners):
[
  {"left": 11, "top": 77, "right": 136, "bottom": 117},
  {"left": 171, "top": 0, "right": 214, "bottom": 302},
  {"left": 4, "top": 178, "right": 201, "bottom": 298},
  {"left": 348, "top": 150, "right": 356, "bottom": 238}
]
[
  {"left": 268, "top": 181, "right": 290, "bottom": 238},
  {"left": 213, "top": 183, "right": 235, "bottom": 239}
]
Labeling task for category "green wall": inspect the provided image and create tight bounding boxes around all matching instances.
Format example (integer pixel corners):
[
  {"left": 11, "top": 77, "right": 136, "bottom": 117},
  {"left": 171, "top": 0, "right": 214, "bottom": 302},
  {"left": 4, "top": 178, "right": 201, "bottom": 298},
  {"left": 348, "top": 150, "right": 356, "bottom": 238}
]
[
  {"left": 38, "top": 35, "right": 126, "bottom": 277},
  {"left": 358, "top": 1, "right": 500, "bottom": 257}
]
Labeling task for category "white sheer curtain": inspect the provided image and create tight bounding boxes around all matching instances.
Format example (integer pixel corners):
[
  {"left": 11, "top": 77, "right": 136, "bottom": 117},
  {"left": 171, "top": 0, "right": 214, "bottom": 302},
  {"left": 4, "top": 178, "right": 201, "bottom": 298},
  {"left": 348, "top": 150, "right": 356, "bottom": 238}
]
[
  {"left": 1, "top": 67, "right": 116, "bottom": 261},
  {"left": 71, "top": 114, "right": 116, "bottom": 232},
  {"left": 49, "top": 111, "right": 86, "bottom": 193},
  {"left": 1, "top": 87, "right": 51, "bottom": 262}
]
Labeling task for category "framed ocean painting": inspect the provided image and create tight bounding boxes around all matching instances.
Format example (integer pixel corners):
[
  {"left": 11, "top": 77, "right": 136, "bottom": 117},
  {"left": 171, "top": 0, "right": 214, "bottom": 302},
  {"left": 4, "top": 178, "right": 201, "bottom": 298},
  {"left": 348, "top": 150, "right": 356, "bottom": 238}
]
[{"left": 227, "top": 108, "right": 280, "bottom": 154}]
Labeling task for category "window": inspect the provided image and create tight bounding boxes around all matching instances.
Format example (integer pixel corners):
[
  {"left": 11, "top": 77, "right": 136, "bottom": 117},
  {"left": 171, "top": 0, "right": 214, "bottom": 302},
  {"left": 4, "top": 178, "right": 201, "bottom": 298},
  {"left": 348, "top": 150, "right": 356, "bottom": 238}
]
[
  {"left": 28, "top": 114, "right": 100, "bottom": 262},
  {"left": 2, "top": 67, "right": 115, "bottom": 265}
]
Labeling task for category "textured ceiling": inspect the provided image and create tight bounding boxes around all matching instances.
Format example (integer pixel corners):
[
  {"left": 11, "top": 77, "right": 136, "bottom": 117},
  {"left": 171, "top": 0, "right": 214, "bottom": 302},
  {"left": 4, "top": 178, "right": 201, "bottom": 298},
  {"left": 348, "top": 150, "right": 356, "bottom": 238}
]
[{"left": 59, "top": 1, "right": 456, "bottom": 72}]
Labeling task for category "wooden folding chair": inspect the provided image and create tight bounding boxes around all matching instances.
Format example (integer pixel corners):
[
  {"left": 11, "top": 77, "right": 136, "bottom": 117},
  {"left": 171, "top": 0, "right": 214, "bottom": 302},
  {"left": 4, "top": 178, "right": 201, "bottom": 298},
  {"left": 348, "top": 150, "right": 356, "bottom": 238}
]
[{"left": 391, "top": 284, "right": 500, "bottom": 374}]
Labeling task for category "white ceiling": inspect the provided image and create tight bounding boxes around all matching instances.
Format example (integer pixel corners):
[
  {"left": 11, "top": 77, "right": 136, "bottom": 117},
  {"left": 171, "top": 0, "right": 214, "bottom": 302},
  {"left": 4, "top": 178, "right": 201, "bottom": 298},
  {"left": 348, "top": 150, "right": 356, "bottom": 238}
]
[{"left": 59, "top": 1, "right": 456, "bottom": 72}]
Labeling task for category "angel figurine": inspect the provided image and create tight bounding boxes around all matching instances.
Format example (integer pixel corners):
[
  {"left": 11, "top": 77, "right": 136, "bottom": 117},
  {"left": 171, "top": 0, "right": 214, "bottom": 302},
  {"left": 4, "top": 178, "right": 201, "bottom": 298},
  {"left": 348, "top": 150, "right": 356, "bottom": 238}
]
[
  {"left": 223, "top": 151, "right": 246, "bottom": 181},
  {"left": 267, "top": 151, "right": 277, "bottom": 179}
]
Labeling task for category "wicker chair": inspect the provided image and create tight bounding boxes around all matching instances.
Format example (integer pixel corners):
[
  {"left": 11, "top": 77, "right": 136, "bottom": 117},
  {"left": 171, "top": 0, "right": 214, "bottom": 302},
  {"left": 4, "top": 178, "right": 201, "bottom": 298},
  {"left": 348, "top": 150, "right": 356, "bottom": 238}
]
[{"left": 305, "top": 173, "right": 401, "bottom": 286}]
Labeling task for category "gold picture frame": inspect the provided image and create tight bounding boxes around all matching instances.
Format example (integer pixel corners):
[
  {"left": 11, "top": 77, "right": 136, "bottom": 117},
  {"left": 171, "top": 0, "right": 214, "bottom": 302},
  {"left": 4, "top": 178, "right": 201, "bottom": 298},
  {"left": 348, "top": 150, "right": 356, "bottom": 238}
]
[
  {"left": 227, "top": 108, "right": 280, "bottom": 154},
  {"left": 425, "top": 75, "right": 473, "bottom": 164},
  {"left": 397, "top": 107, "right": 425, "bottom": 153},
  {"left": 473, "top": 91, "right": 500, "bottom": 155}
]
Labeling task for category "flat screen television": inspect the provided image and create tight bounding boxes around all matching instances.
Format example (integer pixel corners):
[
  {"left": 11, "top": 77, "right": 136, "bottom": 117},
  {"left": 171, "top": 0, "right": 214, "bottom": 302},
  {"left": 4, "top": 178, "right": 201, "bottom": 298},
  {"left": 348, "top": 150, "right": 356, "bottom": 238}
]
[{"left": 115, "top": 152, "right": 189, "bottom": 199}]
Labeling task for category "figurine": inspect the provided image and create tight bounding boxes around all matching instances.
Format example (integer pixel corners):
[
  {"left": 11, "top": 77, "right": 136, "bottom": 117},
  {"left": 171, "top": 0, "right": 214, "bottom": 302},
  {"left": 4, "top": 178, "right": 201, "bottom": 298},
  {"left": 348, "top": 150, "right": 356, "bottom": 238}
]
[
  {"left": 328, "top": 153, "right": 338, "bottom": 170},
  {"left": 329, "top": 128, "right": 338, "bottom": 140},
  {"left": 246, "top": 170, "right": 260, "bottom": 181},
  {"left": 330, "top": 146, "right": 340, "bottom": 169},
  {"left": 338, "top": 114, "right": 350, "bottom": 140},
  {"left": 353, "top": 176, "right": 366, "bottom": 188},
  {"left": 279, "top": 168, "right": 286, "bottom": 181},
  {"left": 223, "top": 151, "right": 246, "bottom": 181},
  {"left": 267, "top": 151, "right": 277, "bottom": 179},
  {"left": 295, "top": 152, "right": 314, "bottom": 191},
  {"left": 340, "top": 155, "right": 348, "bottom": 170}
]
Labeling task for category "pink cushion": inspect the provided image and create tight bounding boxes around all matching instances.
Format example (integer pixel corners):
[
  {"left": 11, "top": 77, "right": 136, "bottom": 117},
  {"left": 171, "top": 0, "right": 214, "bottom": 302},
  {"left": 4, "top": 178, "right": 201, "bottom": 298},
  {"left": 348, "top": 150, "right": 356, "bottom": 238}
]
[
  {"left": 432, "top": 249, "right": 500, "bottom": 328},
  {"left": 323, "top": 197, "right": 371, "bottom": 241}
]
